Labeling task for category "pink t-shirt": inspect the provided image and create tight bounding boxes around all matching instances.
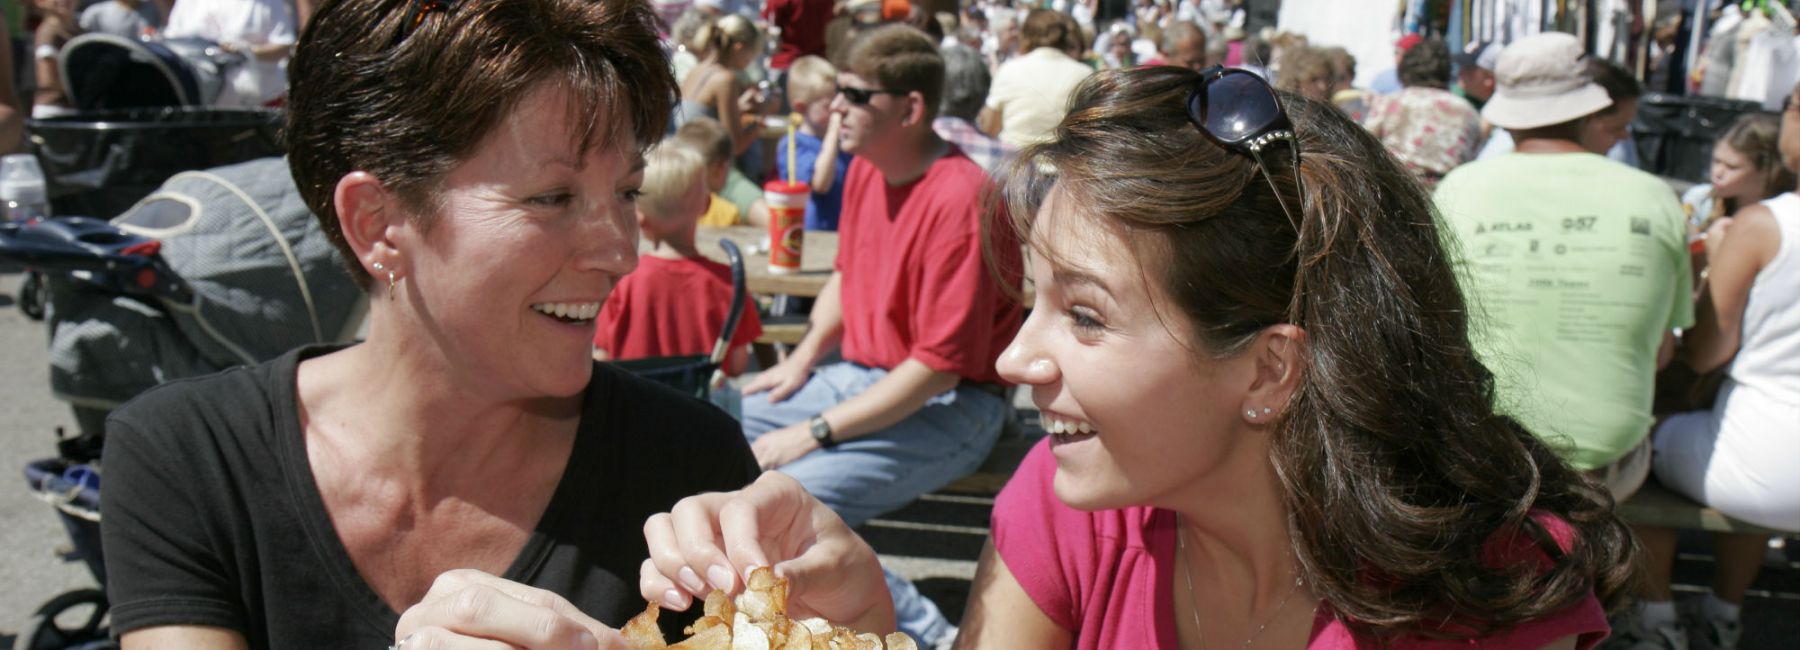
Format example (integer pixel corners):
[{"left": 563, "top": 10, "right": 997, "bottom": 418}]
[{"left": 991, "top": 440, "right": 1611, "bottom": 649}]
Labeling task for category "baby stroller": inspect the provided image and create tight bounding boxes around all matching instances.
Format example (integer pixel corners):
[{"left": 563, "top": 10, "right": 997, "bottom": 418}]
[
  {"left": 611, "top": 238, "right": 749, "bottom": 401},
  {"left": 3, "top": 158, "right": 365, "bottom": 650},
  {"left": 17, "top": 32, "right": 283, "bottom": 318},
  {"left": 58, "top": 33, "right": 246, "bottom": 111}
]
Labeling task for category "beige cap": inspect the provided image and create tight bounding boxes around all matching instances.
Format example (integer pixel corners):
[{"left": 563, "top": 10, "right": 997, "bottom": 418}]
[{"left": 1480, "top": 32, "right": 1612, "bottom": 130}]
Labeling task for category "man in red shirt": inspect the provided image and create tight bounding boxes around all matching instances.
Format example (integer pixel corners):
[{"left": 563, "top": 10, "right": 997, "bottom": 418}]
[{"left": 737, "top": 24, "right": 1023, "bottom": 648}]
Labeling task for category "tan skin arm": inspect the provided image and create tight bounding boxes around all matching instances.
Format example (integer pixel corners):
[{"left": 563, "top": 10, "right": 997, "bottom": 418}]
[
  {"left": 955, "top": 541, "right": 1070, "bottom": 650},
  {"left": 808, "top": 112, "right": 844, "bottom": 193},
  {"left": 724, "top": 343, "right": 750, "bottom": 377},
  {"left": 33, "top": 22, "right": 67, "bottom": 109},
  {"left": 121, "top": 626, "right": 249, "bottom": 650},
  {"left": 703, "top": 71, "right": 758, "bottom": 158},
  {"left": 1682, "top": 205, "right": 1781, "bottom": 373},
  {"left": 296, "top": 0, "right": 317, "bottom": 34},
  {"left": 977, "top": 105, "right": 1002, "bottom": 138}
]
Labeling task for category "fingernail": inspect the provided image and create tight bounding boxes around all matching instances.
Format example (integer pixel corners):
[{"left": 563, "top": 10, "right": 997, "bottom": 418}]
[
  {"left": 574, "top": 631, "right": 596, "bottom": 650},
  {"left": 661, "top": 588, "right": 689, "bottom": 611},
  {"left": 707, "top": 564, "right": 735, "bottom": 591},
  {"left": 678, "top": 566, "right": 707, "bottom": 593}
]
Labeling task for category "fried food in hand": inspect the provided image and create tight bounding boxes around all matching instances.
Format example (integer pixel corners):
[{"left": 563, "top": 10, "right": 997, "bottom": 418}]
[{"left": 622, "top": 567, "right": 916, "bottom": 650}]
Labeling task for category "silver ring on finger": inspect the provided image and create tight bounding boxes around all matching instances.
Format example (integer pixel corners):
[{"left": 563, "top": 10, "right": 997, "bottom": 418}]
[{"left": 389, "top": 632, "right": 416, "bottom": 650}]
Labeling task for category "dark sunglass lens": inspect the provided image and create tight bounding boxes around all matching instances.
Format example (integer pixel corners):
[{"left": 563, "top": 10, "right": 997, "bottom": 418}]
[
  {"left": 1203, "top": 72, "right": 1280, "bottom": 144},
  {"left": 837, "top": 87, "right": 874, "bottom": 105}
]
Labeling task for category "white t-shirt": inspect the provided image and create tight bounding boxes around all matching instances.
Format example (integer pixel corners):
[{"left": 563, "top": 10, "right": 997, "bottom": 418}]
[
  {"left": 163, "top": 0, "right": 298, "bottom": 107},
  {"left": 985, "top": 47, "right": 1094, "bottom": 148},
  {"left": 79, "top": 1, "right": 162, "bottom": 40}
]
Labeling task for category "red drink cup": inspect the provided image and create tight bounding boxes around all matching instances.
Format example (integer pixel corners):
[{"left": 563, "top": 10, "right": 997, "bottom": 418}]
[{"left": 764, "top": 180, "right": 809, "bottom": 275}]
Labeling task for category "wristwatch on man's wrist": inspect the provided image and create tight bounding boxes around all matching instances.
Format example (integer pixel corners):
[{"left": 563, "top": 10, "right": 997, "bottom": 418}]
[{"left": 808, "top": 414, "right": 837, "bottom": 449}]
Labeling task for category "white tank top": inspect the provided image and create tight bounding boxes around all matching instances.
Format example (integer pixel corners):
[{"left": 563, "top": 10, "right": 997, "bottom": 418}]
[{"left": 1727, "top": 192, "right": 1800, "bottom": 405}]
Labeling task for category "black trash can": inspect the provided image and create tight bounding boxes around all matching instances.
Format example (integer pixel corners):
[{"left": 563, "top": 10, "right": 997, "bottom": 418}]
[
  {"left": 25, "top": 107, "right": 284, "bottom": 220},
  {"left": 1631, "top": 93, "right": 1771, "bottom": 184}
]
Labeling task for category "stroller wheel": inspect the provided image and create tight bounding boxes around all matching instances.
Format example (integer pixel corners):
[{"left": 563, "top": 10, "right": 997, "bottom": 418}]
[
  {"left": 17, "top": 271, "right": 47, "bottom": 321},
  {"left": 13, "top": 588, "right": 111, "bottom": 650}
]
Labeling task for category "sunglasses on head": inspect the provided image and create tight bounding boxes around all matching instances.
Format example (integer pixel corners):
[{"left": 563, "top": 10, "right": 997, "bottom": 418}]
[
  {"left": 1186, "top": 66, "right": 1305, "bottom": 230},
  {"left": 836, "top": 85, "right": 903, "bottom": 106}
]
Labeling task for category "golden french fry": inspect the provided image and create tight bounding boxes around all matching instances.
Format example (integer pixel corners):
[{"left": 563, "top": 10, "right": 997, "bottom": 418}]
[
  {"left": 731, "top": 612, "right": 772, "bottom": 650},
  {"left": 621, "top": 602, "right": 669, "bottom": 649},
  {"left": 686, "top": 615, "right": 728, "bottom": 636},
  {"left": 669, "top": 624, "right": 732, "bottom": 650},
  {"left": 704, "top": 588, "right": 737, "bottom": 622},
  {"left": 635, "top": 568, "right": 895, "bottom": 649},
  {"left": 779, "top": 620, "right": 813, "bottom": 650}
]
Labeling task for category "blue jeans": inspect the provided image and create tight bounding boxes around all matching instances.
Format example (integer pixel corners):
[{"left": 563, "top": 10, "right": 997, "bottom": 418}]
[{"left": 742, "top": 362, "right": 1006, "bottom": 646}]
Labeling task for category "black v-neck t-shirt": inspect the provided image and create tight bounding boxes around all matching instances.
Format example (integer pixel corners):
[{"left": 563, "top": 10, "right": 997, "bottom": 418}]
[{"left": 100, "top": 345, "right": 759, "bottom": 648}]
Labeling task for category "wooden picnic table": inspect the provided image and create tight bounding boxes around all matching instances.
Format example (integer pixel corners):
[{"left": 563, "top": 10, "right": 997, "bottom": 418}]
[
  {"left": 669, "top": 224, "right": 1034, "bottom": 305},
  {"left": 687, "top": 225, "right": 836, "bottom": 297}
]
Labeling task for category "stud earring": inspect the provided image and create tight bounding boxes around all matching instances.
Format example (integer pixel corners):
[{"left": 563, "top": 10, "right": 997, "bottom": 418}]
[
  {"left": 1263, "top": 407, "right": 1273, "bottom": 415},
  {"left": 1245, "top": 409, "right": 1257, "bottom": 419},
  {"left": 372, "top": 261, "right": 385, "bottom": 272}
]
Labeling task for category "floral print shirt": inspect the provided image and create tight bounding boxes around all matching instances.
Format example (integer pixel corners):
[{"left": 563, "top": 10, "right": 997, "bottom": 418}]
[{"left": 1362, "top": 86, "right": 1484, "bottom": 188}]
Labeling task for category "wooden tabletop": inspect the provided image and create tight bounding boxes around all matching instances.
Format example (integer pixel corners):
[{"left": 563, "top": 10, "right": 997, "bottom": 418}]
[
  {"left": 684, "top": 225, "right": 836, "bottom": 297},
  {"left": 663, "top": 225, "right": 1034, "bottom": 305}
]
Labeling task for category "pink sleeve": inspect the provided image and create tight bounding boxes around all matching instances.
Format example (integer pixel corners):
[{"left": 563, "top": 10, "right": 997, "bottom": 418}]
[
  {"left": 991, "top": 439, "right": 1081, "bottom": 631},
  {"left": 1440, "top": 514, "right": 1610, "bottom": 649}
]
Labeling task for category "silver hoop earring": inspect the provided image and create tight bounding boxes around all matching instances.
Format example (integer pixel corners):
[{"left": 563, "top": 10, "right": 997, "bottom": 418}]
[{"left": 387, "top": 271, "right": 397, "bottom": 300}]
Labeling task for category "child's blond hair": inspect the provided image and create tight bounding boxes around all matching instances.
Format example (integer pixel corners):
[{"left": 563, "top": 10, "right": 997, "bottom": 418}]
[
  {"left": 786, "top": 55, "right": 837, "bottom": 105},
  {"left": 638, "top": 142, "right": 709, "bottom": 220},
  {"left": 673, "top": 117, "right": 732, "bottom": 165}
]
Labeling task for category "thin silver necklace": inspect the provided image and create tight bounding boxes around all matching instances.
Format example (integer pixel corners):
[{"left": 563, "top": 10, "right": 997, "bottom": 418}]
[{"left": 1174, "top": 514, "right": 1305, "bottom": 650}]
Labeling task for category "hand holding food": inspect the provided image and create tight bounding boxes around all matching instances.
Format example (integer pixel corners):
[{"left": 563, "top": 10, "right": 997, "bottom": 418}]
[
  {"left": 622, "top": 567, "right": 914, "bottom": 650},
  {"left": 638, "top": 472, "right": 894, "bottom": 635}
]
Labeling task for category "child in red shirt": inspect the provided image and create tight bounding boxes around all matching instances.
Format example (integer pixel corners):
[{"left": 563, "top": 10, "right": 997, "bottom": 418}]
[{"left": 594, "top": 142, "right": 762, "bottom": 376}]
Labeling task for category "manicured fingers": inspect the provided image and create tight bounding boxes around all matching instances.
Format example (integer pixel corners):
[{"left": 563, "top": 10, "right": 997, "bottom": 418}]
[
  {"left": 715, "top": 473, "right": 805, "bottom": 578},
  {"left": 640, "top": 491, "right": 746, "bottom": 611},
  {"left": 638, "top": 558, "right": 690, "bottom": 612},
  {"left": 641, "top": 511, "right": 708, "bottom": 610},
  {"left": 669, "top": 493, "right": 741, "bottom": 593}
]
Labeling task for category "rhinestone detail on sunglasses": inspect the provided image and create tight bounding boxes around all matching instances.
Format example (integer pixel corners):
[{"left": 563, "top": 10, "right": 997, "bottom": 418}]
[{"left": 1185, "top": 66, "right": 1304, "bottom": 231}]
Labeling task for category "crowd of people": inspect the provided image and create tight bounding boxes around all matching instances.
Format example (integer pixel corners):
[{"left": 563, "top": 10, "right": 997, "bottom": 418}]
[{"left": 37, "top": 0, "right": 1793, "bottom": 650}]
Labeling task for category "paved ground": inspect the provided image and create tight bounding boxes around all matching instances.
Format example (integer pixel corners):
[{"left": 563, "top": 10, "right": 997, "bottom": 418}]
[
  {"left": 0, "top": 270, "right": 106, "bottom": 648},
  {"left": 0, "top": 268, "right": 1793, "bottom": 648}
]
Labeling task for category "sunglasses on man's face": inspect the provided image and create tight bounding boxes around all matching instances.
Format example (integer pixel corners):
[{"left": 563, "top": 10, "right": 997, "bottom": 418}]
[{"left": 836, "top": 85, "right": 903, "bottom": 106}]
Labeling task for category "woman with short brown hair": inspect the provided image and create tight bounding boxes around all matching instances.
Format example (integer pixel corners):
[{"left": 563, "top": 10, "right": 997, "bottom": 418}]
[{"left": 100, "top": 1, "right": 758, "bottom": 648}]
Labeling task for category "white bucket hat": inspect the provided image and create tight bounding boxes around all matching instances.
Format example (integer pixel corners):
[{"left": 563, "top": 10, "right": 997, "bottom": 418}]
[{"left": 1481, "top": 32, "right": 1612, "bottom": 130}]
